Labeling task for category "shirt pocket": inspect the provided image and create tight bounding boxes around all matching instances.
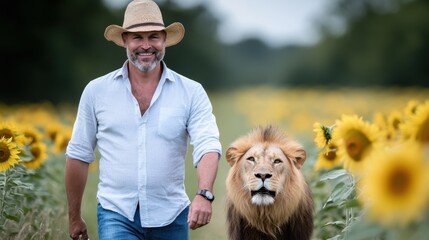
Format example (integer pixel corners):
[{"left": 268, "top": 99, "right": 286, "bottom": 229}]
[{"left": 157, "top": 107, "right": 187, "bottom": 140}]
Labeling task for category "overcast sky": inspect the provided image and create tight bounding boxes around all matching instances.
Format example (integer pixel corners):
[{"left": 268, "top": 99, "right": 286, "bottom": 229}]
[{"left": 103, "top": 0, "right": 339, "bottom": 47}]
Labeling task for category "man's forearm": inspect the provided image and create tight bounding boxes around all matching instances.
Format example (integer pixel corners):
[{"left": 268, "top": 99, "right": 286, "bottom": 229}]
[
  {"left": 197, "top": 152, "right": 220, "bottom": 191},
  {"left": 65, "top": 158, "right": 89, "bottom": 220}
]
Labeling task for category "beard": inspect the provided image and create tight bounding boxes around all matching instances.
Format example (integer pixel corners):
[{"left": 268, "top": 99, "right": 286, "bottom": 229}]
[{"left": 127, "top": 47, "right": 165, "bottom": 73}]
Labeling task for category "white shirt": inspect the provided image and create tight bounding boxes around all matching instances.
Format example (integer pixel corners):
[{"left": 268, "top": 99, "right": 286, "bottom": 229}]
[{"left": 66, "top": 61, "right": 222, "bottom": 227}]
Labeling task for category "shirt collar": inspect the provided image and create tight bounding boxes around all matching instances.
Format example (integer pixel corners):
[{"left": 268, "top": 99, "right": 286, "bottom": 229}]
[{"left": 113, "top": 60, "right": 175, "bottom": 82}]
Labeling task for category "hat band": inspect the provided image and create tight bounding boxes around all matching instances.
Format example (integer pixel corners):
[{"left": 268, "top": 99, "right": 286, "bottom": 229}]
[{"left": 125, "top": 22, "right": 165, "bottom": 30}]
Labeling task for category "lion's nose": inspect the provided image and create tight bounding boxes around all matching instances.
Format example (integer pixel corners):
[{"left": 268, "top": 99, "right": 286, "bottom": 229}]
[{"left": 255, "top": 173, "right": 272, "bottom": 181}]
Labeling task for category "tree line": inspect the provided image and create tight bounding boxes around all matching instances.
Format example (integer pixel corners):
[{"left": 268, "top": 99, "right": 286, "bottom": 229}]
[{"left": 1, "top": 0, "right": 427, "bottom": 104}]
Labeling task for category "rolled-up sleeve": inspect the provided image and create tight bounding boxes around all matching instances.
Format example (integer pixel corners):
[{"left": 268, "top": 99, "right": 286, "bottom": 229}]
[
  {"left": 187, "top": 84, "right": 222, "bottom": 167},
  {"left": 66, "top": 82, "right": 98, "bottom": 163}
]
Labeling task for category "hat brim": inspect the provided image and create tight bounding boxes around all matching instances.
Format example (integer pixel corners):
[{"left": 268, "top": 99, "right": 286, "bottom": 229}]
[{"left": 104, "top": 22, "right": 185, "bottom": 47}]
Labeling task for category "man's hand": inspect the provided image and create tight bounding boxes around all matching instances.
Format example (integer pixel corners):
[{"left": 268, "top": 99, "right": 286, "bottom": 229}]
[
  {"left": 187, "top": 195, "right": 212, "bottom": 230},
  {"left": 69, "top": 216, "right": 89, "bottom": 240}
]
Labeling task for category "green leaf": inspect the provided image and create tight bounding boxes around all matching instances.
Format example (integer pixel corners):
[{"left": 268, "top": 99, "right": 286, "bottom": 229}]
[
  {"left": 9, "top": 192, "right": 24, "bottom": 197},
  {"left": 8, "top": 178, "right": 33, "bottom": 190},
  {"left": 323, "top": 180, "right": 356, "bottom": 209},
  {"left": 345, "top": 219, "right": 386, "bottom": 240},
  {"left": 325, "top": 221, "right": 346, "bottom": 227},
  {"left": 329, "top": 182, "right": 346, "bottom": 202},
  {"left": 344, "top": 198, "right": 361, "bottom": 208},
  {"left": 327, "top": 235, "right": 343, "bottom": 240},
  {"left": 3, "top": 212, "right": 20, "bottom": 222},
  {"left": 320, "top": 169, "right": 348, "bottom": 182}
]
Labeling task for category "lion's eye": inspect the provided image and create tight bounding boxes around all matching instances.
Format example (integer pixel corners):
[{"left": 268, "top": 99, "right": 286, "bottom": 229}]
[
  {"left": 273, "top": 159, "right": 283, "bottom": 164},
  {"left": 247, "top": 156, "right": 255, "bottom": 162}
]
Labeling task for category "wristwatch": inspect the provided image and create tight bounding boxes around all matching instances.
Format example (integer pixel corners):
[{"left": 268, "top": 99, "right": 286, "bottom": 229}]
[{"left": 196, "top": 189, "right": 215, "bottom": 202}]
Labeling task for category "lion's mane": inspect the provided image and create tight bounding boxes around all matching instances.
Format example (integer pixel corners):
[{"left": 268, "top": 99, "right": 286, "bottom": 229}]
[{"left": 225, "top": 126, "right": 314, "bottom": 240}]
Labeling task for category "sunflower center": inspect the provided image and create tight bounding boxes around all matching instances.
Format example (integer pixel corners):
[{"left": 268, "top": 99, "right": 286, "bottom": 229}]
[
  {"left": 325, "top": 151, "right": 336, "bottom": 161},
  {"left": 0, "top": 143, "right": 11, "bottom": 163},
  {"left": 325, "top": 144, "right": 337, "bottom": 161},
  {"left": 392, "top": 119, "right": 401, "bottom": 130},
  {"left": 25, "top": 132, "right": 37, "bottom": 145},
  {"left": 31, "top": 146, "right": 40, "bottom": 158},
  {"left": 0, "top": 129, "right": 13, "bottom": 139},
  {"left": 388, "top": 168, "right": 411, "bottom": 196},
  {"left": 48, "top": 131, "right": 58, "bottom": 142},
  {"left": 345, "top": 131, "right": 370, "bottom": 161}
]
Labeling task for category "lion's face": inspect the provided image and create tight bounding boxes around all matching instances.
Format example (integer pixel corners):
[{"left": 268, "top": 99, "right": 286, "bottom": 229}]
[
  {"left": 225, "top": 127, "right": 313, "bottom": 238},
  {"left": 240, "top": 143, "right": 290, "bottom": 205},
  {"left": 226, "top": 127, "right": 307, "bottom": 208}
]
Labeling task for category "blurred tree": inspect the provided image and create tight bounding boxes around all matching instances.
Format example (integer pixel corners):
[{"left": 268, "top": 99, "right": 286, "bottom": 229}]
[
  {"left": 1, "top": 0, "right": 225, "bottom": 104},
  {"left": 222, "top": 39, "right": 303, "bottom": 88},
  {"left": 2, "top": 0, "right": 124, "bottom": 104},
  {"left": 285, "top": 0, "right": 429, "bottom": 87},
  {"left": 161, "top": 1, "right": 226, "bottom": 90}
]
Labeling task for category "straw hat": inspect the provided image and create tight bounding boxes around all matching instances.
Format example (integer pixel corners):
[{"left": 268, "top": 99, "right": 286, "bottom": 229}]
[{"left": 104, "top": 0, "right": 185, "bottom": 47}]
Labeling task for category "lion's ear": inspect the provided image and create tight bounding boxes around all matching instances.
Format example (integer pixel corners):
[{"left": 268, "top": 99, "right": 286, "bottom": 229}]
[
  {"left": 226, "top": 147, "right": 239, "bottom": 167},
  {"left": 291, "top": 149, "right": 307, "bottom": 169}
]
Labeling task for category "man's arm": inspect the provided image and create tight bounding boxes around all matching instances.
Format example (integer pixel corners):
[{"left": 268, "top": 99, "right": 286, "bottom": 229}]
[
  {"left": 188, "top": 152, "right": 219, "bottom": 230},
  {"left": 65, "top": 157, "right": 90, "bottom": 240}
]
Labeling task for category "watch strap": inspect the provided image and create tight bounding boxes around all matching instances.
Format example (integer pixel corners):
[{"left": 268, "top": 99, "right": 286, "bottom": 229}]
[{"left": 196, "top": 189, "right": 215, "bottom": 202}]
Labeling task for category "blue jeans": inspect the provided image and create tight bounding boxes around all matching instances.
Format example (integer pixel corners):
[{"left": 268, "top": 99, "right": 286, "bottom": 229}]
[{"left": 97, "top": 204, "right": 189, "bottom": 240}]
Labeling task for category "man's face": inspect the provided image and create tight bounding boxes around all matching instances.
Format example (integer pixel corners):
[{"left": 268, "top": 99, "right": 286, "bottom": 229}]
[{"left": 123, "top": 31, "right": 166, "bottom": 73}]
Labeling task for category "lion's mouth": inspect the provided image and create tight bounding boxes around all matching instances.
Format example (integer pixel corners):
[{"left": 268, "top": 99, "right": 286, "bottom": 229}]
[{"left": 251, "top": 187, "right": 276, "bottom": 198}]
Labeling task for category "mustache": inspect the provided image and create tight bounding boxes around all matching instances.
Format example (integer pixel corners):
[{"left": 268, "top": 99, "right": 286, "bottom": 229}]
[{"left": 135, "top": 48, "right": 156, "bottom": 54}]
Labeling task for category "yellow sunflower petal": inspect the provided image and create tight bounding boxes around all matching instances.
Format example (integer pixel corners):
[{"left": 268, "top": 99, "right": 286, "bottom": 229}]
[
  {"left": 0, "top": 121, "right": 26, "bottom": 146},
  {"left": 0, "top": 137, "right": 21, "bottom": 172},
  {"left": 400, "top": 100, "right": 429, "bottom": 143},
  {"left": 333, "top": 114, "right": 381, "bottom": 175},
  {"left": 22, "top": 142, "right": 48, "bottom": 169},
  {"left": 314, "top": 141, "right": 343, "bottom": 171},
  {"left": 358, "top": 141, "right": 429, "bottom": 227}
]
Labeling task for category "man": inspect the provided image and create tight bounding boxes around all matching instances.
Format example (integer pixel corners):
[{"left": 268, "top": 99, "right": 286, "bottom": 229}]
[{"left": 65, "top": 0, "right": 222, "bottom": 239}]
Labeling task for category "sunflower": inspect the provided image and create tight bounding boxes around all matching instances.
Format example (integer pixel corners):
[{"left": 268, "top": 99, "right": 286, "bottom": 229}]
[
  {"left": 400, "top": 100, "right": 429, "bottom": 144},
  {"left": 314, "top": 141, "right": 343, "bottom": 171},
  {"left": 53, "top": 126, "right": 72, "bottom": 154},
  {"left": 373, "top": 112, "right": 396, "bottom": 141},
  {"left": 333, "top": 115, "right": 381, "bottom": 175},
  {"left": 387, "top": 110, "right": 403, "bottom": 132},
  {"left": 46, "top": 123, "right": 62, "bottom": 144},
  {"left": 0, "top": 137, "right": 21, "bottom": 172},
  {"left": 313, "top": 122, "right": 333, "bottom": 149},
  {"left": 20, "top": 124, "right": 43, "bottom": 145},
  {"left": 22, "top": 142, "right": 48, "bottom": 169},
  {"left": 404, "top": 99, "right": 421, "bottom": 116},
  {"left": 0, "top": 121, "right": 26, "bottom": 146},
  {"left": 358, "top": 141, "right": 429, "bottom": 227}
]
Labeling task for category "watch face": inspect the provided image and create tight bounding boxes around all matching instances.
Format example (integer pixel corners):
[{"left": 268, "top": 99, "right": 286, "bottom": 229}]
[
  {"left": 198, "top": 189, "right": 214, "bottom": 201},
  {"left": 205, "top": 191, "right": 213, "bottom": 199}
]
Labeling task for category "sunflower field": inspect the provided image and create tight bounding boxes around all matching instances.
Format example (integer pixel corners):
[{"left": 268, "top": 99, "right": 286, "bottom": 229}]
[
  {"left": 0, "top": 103, "right": 74, "bottom": 239},
  {"left": 1, "top": 87, "right": 429, "bottom": 240}
]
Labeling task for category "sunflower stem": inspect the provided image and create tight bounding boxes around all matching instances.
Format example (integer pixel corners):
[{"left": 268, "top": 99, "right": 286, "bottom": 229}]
[
  {"left": 343, "top": 172, "right": 356, "bottom": 238},
  {"left": 0, "top": 170, "right": 8, "bottom": 222}
]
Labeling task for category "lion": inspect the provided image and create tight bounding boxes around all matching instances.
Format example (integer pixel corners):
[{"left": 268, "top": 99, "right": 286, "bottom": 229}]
[{"left": 225, "top": 126, "right": 314, "bottom": 240}]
